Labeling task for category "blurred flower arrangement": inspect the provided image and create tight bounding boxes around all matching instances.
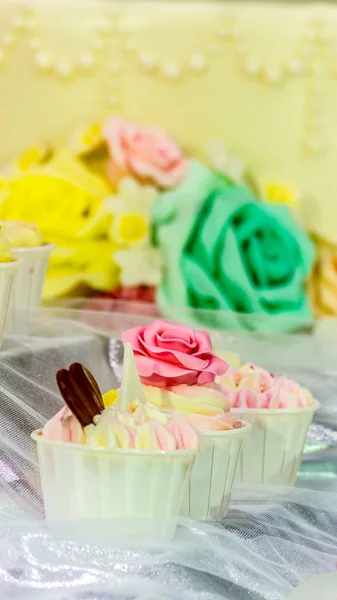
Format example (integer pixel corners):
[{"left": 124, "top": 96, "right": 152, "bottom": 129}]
[{"left": 0, "top": 114, "right": 334, "bottom": 331}]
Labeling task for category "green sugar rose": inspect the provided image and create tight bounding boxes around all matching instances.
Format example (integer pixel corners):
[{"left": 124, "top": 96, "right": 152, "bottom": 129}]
[{"left": 152, "top": 160, "right": 315, "bottom": 332}]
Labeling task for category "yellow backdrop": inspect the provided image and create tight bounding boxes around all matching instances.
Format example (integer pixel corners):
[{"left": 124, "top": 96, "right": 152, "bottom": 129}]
[{"left": 1, "top": 1, "right": 337, "bottom": 243}]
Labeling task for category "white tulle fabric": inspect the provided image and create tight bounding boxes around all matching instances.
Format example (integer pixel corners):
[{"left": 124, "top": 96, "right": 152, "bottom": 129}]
[{"left": 0, "top": 305, "right": 336, "bottom": 600}]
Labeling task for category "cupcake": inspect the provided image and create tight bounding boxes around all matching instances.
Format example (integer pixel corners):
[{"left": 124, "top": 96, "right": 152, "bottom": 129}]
[
  {"left": 218, "top": 362, "right": 320, "bottom": 486},
  {"left": 122, "top": 321, "right": 251, "bottom": 519},
  {"left": 1, "top": 220, "right": 54, "bottom": 334},
  {"left": 0, "top": 229, "right": 20, "bottom": 347},
  {"left": 32, "top": 344, "right": 199, "bottom": 543}
]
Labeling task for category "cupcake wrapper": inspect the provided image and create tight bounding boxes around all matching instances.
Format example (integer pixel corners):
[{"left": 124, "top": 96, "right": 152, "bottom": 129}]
[
  {"left": 32, "top": 430, "right": 197, "bottom": 543},
  {"left": 7, "top": 244, "right": 54, "bottom": 335},
  {"left": 181, "top": 425, "right": 251, "bottom": 520},
  {"left": 0, "top": 261, "right": 20, "bottom": 348},
  {"left": 231, "top": 403, "right": 319, "bottom": 486}
]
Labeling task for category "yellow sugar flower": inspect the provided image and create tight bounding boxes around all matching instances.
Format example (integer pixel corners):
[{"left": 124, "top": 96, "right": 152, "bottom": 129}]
[
  {"left": 118, "top": 214, "right": 148, "bottom": 244},
  {"left": 106, "top": 177, "right": 157, "bottom": 248},
  {"left": 43, "top": 236, "right": 119, "bottom": 299},
  {"left": 69, "top": 122, "right": 104, "bottom": 156},
  {"left": 17, "top": 146, "right": 51, "bottom": 171},
  {"left": 114, "top": 247, "right": 162, "bottom": 287},
  {"left": 0, "top": 149, "right": 111, "bottom": 239},
  {"left": 309, "top": 236, "right": 337, "bottom": 318},
  {"left": 263, "top": 181, "right": 298, "bottom": 208}
]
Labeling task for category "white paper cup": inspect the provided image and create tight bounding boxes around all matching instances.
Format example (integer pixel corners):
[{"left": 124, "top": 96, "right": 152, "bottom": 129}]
[
  {"left": 287, "top": 574, "right": 337, "bottom": 600},
  {"left": 7, "top": 244, "right": 55, "bottom": 334},
  {"left": 232, "top": 401, "right": 320, "bottom": 486},
  {"left": 181, "top": 423, "right": 252, "bottom": 520},
  {"left": 0, "top": 260, "right": 20, "bottom": 348},
  {"left": 32, "top": 429, "right": 198, "bottom": 543}
]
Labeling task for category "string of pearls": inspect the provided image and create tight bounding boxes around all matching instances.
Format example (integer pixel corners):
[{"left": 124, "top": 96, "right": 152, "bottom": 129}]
[
  {"left": 0, "top": 7, "right": 26, "bottom": 68},
  {"left": 121, "top": 25, "right": 218, "bottom": 81},
  {"left": 0, "top": 4, "right": 335, "bottom": 155},
  {"left": 217, "top": 18, "right": 315, "bottom": 83},
  {"left": 27, "top": 9, "right": 114, "bottom": 79},
  {"left": 120, "top": 15, "right": 313, "bottom": 83},
  {"left": 119, "top": 13, "right": 334, "bottom": 155},
  {"left": 106, "top": 24, "right": 123, "bottom": 112}
]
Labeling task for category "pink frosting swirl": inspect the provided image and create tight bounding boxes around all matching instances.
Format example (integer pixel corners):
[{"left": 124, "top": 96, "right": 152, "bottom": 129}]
[
  {"left": 218, "top": 363, "right": 313, "bottom": 409},
  {"left": 103, "top": 117, "right": 188, "bottom": 189},
  {"left": 42, "top": 406, "right": 85, "bottom": 443},
  {"left": 122, "top": 320, "right": 229, "bottom": 388}
]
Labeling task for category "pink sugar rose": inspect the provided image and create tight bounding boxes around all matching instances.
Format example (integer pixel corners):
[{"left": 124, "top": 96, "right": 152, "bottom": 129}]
[
  {"left": 122, "top": 320, "right": 229, "bottom": 388},
  {"left": 103, "top": 117, "right": 188, "bottom": 189}
]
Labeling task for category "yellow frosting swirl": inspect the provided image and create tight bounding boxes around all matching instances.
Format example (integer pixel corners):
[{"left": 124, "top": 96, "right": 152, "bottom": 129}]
[
  {"left": 83, "top": 402, "right": 200, "bottom": 451},
  {"left": 143, "top": 383, "right": 231, "bottom": 416},
  {"left": 0, "top": 220, "right": 43, "bottom": 248}
]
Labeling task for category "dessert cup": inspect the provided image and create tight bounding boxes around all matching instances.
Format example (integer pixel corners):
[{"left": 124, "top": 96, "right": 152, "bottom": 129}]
[
  {"left": 181, "top": 423, "right": 251, "bottom": 519},
  {"left": 231, "top": 402, "right": 320, "bottom": 486},
  {"left": 7, "top": 244, "right": 55, "bottom": 334},
  {"left": 32, "top": 429, "right": 197, "bottom": 543},
  {"left": 0, "top": 259, "right": 20, "bottom": 347}
]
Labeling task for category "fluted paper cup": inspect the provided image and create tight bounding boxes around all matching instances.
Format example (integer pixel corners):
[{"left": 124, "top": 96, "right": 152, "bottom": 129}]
[
  {"left": 232, "top": 402, "right": 320, "bottom": 486},
  {"left": 0, "top": 260, "right": 20, "bottom": 348},
  {"left": 181, "top": 423, "right": 251, "bottom": 520},
  {"left": 7, "top": 244, "right": 55, "bottom": 334},
  {"left": 32, "top": 429, "right": 197, "bottom": 543}
]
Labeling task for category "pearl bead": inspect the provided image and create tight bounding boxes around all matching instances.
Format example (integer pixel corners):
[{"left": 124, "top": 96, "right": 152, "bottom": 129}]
[
  {"left": 231, "top": 26, "right": 242, "bottom": 40},
  {"left": 109, "top": 60, "right": 121, "bottom": 72},
  {"left": 299, "top": 44, "right": 313, "bottom": 57},
  {"left": 317, "top": 31, "right": 329, "bottom": 44},
  {"left": 54, "top": 60, "right": 73, "bottom": 79},
  {"left": 306, "top": 136, "right": 324, "bottom": 153},
  {"left": 243, "top": 56, "right": 261, "bottom": 76},
  {"left": 208, "top": 42, "right": 219, "bottom": 54},
  {"left": 189, "top": 53, "right": 206, "bottom": 72},
  {"left": 11, "top": 15, "right": 25, "bottom": 31},
  {"left": 304, "top": 30, "right": 318, "bottom": 43},
  {"left": 308, "top": 100, "right": 322, "bottom": 117},
  {"left": 310, "top": 79, "right": 324, "bottom": 94},
  {"left": 216, "top": 26, "right": 228, "bottom": 39},
  {"left": 235, "top": 43, "right": 247, "bottom": 57},
  {"left": 308, "top": 17, "right": 323, "bottom": 29},
  {"left": 263, "top": 66, "right": 283, "bottom": 83},
  {"left": 91, "top": 37, "right": 103, "bottom": 50},
  {"left": 124, "top": 38, "right": 135, "bottom": 52},
  {"left": 2, "top": 33, "right": 15, "bottom": 47},
  {"left": 310, "top": 62, "right": 325, "bottom": 76},
  {"left": 286, "top": 57, "right": 304, "bottom": 75},
  {"left": 138, "top": 52, "right": 156, "bottom": 70},
  {"left": 79, "top": 52, "right": 95, "bottom": 70},
  {"left": 35, "top": 51, "right": 52, "bottom": 71},
  {"left": 161, "top": 61, "right": 181, "bottom": 79},
  {"left": 108, "top": 95, "right": 119, "bottom": 107},
  {"left": 29, "top": 37, "right": 41, "bottom": 50},
  {"left": 309, "top": 114, "right": 324, "bottom": 128},
  {"left": 97, "top": 18, "right": 111, "bottom": 34},
  {"left": 26, "top": 18, "right": 37, "bottom": 31}
]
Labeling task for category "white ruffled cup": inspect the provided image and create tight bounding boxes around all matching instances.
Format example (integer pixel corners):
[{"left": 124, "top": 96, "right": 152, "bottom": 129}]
[
  {"left": 0, "top": 259, "right": 20, "bottom": 348},
  {"left": 32, "top": 429, "right": 198, "bottom": 543},
  {"left": 7, "top": 244, "right": 55, "bottom": 334},
  {"left": 181, "top": 423, "right": 251, "bottom": 519},
  {"left": 232, "top": 402, "right": 320, "bottom": 486}
]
